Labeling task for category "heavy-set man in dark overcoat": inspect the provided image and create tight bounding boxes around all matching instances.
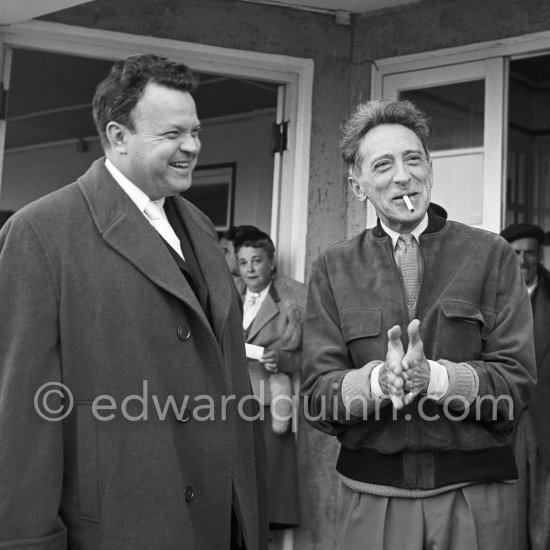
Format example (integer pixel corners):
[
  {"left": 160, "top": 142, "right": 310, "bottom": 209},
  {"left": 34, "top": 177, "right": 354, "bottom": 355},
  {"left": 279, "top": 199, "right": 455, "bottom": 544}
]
[{"left": 0, "top": 54, "right": 267, "bottom": 550}]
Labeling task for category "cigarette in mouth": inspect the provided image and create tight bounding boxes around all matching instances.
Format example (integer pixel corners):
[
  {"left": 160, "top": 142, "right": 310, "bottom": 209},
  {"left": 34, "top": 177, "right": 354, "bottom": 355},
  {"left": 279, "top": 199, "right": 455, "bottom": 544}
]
[{"left": 403, "top": 195, "right": 415, "bottom": 212}]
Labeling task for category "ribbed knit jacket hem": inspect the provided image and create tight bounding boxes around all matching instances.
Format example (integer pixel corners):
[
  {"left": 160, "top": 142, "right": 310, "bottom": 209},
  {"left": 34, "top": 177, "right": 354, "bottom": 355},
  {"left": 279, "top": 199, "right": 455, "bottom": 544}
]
[{"left": 336, "top": 444, "right": 518, "bottom": 490}]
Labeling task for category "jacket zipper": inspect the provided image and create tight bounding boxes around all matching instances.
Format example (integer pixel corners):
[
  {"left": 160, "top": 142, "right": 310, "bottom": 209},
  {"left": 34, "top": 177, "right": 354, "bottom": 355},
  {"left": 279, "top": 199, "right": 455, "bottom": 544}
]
[{"left": 391, "top": 235, "right": 426, "bottom": 486}]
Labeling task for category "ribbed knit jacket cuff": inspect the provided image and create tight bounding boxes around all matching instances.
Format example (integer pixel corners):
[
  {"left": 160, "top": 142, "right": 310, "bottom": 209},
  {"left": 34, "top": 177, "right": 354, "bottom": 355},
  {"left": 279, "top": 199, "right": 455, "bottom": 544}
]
[
  {"left": 439, "top": 360, "right": 479, "bottom": 406},
  {"left": 341, "top": 360, "right": 383, "bottom": 417}
]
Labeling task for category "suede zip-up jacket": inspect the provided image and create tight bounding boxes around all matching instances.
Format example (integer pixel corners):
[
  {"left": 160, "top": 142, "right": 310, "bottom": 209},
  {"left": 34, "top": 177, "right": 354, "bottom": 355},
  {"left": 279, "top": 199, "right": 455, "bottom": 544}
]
[{"left": 301, "top": 212, "right": 537, "bottom": 490}]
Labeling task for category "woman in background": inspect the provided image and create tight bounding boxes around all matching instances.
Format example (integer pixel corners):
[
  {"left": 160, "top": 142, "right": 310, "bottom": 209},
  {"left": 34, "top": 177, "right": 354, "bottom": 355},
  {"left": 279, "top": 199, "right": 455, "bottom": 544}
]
[{"left": 236, "top": 228, "right": 305, "bottom": 533}]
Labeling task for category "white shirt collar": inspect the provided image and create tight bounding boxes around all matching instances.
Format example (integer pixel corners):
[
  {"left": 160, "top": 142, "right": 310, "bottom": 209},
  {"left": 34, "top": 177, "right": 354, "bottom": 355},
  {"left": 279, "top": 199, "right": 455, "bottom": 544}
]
[
  {"left": 105, "top": 158, "right": 165, "bottom": 214},
  {"left": 245, "top": 282, "right": 272, "bottom": 304},
  {"left": 380, "top": 213, "right": 429, "bottom": 249},
  {"left": 527, "top": 274, "right": 539, "bottom": 297}
]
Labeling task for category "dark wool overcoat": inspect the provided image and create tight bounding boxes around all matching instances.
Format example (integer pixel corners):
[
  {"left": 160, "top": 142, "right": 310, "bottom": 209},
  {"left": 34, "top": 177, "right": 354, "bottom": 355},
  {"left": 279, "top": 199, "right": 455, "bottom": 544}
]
[
  {"left": 0, "top": 158, "right": 267, "bottom": 550},
  {"left": 526, "top": 265, "right": 550, "bottom": 467}
]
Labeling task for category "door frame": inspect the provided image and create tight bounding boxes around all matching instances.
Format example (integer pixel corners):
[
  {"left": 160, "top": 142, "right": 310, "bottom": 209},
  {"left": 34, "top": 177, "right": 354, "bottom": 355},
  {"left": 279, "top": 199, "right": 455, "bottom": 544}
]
[
  {"left": 0, "top": 20, "right": 313, "bottom": 282},
  {"left": 371, "top": 28, "right": 550, "bottom": 233},
  {"left": 380, "top": 58, "right": 506, "bottom": 233}
]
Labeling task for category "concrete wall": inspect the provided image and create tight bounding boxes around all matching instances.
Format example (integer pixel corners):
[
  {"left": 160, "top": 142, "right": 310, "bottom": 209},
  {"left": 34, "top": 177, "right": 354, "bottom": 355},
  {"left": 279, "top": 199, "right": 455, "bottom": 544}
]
[{"left": 353, "top": 0, "right": 550, "bottom": 62}]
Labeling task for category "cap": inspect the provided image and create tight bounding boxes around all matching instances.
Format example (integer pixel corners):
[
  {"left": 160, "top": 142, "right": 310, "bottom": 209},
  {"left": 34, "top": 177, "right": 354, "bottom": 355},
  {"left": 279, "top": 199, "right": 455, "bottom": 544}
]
[{"left": 500, "top": 223, "right": 545, "bottom": 244}]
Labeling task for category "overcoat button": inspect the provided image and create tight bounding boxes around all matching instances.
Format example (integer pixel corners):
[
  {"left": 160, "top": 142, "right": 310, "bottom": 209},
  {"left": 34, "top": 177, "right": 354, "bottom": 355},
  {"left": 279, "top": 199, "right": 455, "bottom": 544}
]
[
  {"left": 177, "top": 325, "right": 191, "bottom": 340},
  {"left": 185, "top": 486, "right": 195, "bottom": 502},
  {"left": 177, "top": 408, "right": 192, "bottom": 423}
]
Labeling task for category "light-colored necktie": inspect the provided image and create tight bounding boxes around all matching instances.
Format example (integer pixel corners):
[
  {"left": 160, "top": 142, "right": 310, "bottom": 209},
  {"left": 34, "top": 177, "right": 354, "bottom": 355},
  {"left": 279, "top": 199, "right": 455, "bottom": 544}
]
[
  {"left": 143, "top": 200, "right": 185, "bottom": 260},
  {"left": 397, "top": 233, "right": 420, "bottom": 319},
  {"left": 243, "top": 292, "right": 262, "bottom": 330}
]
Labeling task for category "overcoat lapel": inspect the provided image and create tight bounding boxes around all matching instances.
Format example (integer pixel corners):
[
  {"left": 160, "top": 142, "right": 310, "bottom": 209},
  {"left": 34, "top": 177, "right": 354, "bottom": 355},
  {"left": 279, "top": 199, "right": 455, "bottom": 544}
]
[
  {"left": 77, "top": 159, "right": 207, "bottom": 325},
  {"left": 534, "top": 272, "right": 550, "bottom": 366},
  {"left": 246, "top": 286, "right": 280, "bottom": 342},
  {"left": 171, "top": 194, "right": 233, "bottom": 344}
]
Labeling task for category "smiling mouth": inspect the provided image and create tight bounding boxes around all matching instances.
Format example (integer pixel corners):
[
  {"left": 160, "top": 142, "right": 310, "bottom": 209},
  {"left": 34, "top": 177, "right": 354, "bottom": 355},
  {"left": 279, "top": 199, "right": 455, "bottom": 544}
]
[{"left": 169, "top": 161, "right": 192, "bottom": 169}]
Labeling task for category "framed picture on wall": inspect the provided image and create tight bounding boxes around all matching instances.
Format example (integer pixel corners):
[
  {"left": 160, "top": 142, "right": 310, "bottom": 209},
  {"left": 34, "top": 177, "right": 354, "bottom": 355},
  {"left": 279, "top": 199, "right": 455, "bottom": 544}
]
[{"left": 182, "top": 163, "right": 236, "bottom": 231}]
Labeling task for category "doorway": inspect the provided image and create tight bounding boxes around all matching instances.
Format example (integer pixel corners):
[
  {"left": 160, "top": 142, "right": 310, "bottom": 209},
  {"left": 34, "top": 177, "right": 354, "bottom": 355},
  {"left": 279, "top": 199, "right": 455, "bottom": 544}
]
[
  {"left": 0, "top": 20, "right": 313, "bottom": 282},
  {"left": 374, "top": 58, "right": 505, "bottom": 232},
  {"left": 507, "top": 54, "right": 550, "bottom": 268},
  {"left": 507, "top": 55, "right": 550, "bottom": 228},
  {"left": 1, "top": 47, "right": 279, "bottom": 236}
]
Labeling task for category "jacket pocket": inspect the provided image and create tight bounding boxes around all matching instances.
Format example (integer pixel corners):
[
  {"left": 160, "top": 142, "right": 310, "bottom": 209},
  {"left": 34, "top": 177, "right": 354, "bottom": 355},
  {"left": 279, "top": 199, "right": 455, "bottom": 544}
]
[
  {"left": 340, "top": 309, "right": 383, "bottom": 367},
  {"left": 341, "top": 308, "right": 382, "bottom": 342},
  {"left": 437, "top": 299, "right": 494, "bottom": 362},
  {"left": 76, "top": 402, "right": 101, "bottom": 522}
]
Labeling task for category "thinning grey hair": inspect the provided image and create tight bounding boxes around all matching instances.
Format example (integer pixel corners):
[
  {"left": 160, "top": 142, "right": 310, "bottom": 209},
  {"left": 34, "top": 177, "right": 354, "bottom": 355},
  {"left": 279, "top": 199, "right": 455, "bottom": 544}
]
[{"left": 340, "top": 99, "right": 431, "bottom": 175}]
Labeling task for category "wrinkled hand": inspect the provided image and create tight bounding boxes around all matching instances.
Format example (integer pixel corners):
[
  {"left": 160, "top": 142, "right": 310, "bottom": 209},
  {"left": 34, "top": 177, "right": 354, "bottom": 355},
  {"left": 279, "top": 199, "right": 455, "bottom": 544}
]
[
  {"left": 379, "top": 325, "right": 406, "bottom": 409},
  {"left": 260, "top": 350, "right": 279, "bottom": 373},
  {"left": 401, "top": 319, "right": 431, "bottom": 405}
]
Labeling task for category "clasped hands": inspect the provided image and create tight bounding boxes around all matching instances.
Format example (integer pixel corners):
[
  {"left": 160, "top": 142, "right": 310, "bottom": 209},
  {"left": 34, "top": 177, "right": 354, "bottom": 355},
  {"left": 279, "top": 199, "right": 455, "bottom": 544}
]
[
  {"left": 260, "top": 350, "right": 279, "bottom": 373},
  {"left": 378, "top": 319, "right": 431, "bottom": 409}
]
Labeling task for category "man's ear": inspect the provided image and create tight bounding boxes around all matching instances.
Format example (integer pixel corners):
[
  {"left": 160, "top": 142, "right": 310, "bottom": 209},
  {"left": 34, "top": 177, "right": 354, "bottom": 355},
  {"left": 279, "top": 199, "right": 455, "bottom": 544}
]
[
  {"left": 348, "top": 174, "right": 368, "bottom": 202},
  {"left": 105, "top": 122, "right": 128, "bottom": 154}
]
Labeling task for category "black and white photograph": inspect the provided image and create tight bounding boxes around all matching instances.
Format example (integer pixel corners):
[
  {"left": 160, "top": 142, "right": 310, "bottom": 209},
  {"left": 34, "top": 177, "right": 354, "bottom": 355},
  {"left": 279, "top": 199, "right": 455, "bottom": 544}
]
[{"left": 0, "top": 1, "right": 549, "bottom": 549}]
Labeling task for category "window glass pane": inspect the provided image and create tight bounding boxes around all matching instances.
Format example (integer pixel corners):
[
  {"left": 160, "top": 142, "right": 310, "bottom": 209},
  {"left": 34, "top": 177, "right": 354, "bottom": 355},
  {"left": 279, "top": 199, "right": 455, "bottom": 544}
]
[{"left": 401, "top": 80, "right": 484, "bottom": 151}]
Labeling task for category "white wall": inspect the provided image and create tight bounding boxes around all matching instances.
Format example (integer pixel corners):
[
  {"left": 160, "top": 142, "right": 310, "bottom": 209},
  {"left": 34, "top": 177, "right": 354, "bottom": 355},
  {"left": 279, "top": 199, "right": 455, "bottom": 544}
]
[
  {"left": 1, "top": 139, "right": 104, "bottom": 209},
  {"left": 198, "top": 110, "right": 275, "bottom": 233},
  {"left": 0, "top": 110, "right": 275, "bottom": 234}
]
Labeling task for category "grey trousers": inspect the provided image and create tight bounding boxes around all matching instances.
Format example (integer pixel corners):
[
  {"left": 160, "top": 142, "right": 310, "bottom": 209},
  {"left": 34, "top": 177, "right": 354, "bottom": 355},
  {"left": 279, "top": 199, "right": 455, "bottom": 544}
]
[
  {"left": 514, "top": 409, "right": 550, "bottom": 550},
  {"left": 336, "top": 479, "right": 517, "bottom": 550}
]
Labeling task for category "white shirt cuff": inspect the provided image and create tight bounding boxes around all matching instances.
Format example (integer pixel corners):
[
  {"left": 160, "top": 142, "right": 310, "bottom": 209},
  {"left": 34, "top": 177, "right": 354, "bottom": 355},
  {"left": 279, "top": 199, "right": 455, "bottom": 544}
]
[
  {"left": 370, "top": 364, "right": 386, "bottom": 399},
  {"left": 427, "top": 360, "right": 449, "bottom": 400},
  {"left": 370, "top": 361, "right": 449, "bottom": 401}
]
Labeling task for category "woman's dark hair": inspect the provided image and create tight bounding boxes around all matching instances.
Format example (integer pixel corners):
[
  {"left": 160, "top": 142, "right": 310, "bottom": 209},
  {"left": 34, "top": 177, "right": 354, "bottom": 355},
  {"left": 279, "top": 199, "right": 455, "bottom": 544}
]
[
  {"left": 220, "top": 224, "right": 259, "bottom": 244},
  {"left": 234, "top": 228, "right": 275, "bottom": 261}
]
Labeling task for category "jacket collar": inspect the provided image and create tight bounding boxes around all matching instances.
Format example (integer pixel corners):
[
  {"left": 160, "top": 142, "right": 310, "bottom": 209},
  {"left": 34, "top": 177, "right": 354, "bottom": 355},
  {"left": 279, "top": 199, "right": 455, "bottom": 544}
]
[
  {"left": 244, "top": 278, "right": 280, "bottom": 342},
  {"left": 534, "top": 264, "right": 550, "bottom": 362},
  {"left": 240, "top": 277, "right": 280, "bottom": 302},
  {"left": 372, "top": 206, "right": 446, "bottom": 239},
  {"left": 268, "top": 279, "right": 280, "bottom": 303}
]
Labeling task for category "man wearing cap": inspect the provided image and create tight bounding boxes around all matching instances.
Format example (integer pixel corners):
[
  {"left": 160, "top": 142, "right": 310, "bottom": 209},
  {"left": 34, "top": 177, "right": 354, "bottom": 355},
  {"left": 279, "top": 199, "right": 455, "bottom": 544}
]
[{"left": 501, "top": 223, "right": 550, "bottom": 550}]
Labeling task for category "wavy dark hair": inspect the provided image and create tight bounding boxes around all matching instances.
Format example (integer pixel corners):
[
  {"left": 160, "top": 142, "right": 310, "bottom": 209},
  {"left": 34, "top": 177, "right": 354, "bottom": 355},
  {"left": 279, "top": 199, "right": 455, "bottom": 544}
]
[{"left": 92, "top": 53, "right": 198, "bottom": 149}]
